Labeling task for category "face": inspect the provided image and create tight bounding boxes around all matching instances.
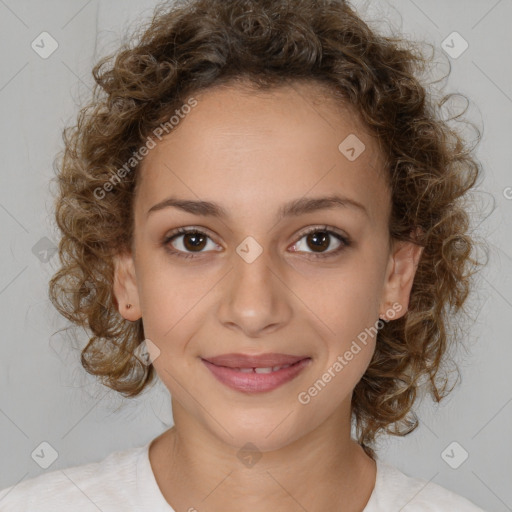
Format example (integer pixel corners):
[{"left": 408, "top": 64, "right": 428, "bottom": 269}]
[{"left": 113, "top": 81, "right": 422, "bottom": 452}]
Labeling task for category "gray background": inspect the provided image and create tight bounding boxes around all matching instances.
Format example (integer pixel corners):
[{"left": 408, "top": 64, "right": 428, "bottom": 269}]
[{"left": 0, "top": 1, "right": 511, "bottom": 510}]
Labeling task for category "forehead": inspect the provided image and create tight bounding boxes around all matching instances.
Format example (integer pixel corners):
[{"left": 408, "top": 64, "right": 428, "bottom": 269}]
[{"left": 135, "top": 81, "right": 390, "bottom": 225}]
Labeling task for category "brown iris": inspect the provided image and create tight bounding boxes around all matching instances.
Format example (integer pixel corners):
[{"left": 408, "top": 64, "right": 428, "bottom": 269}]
[
  {"left": 183, "top": 232, "right": 208, "bottom": 252},
  {"left": 306, "top": 231, "right": 330, "bottom": 253}
]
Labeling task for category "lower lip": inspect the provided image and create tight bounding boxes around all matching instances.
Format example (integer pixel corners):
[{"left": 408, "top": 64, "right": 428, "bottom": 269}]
[{"left": 202, "top": 358, "right": 312, "bottom": 393}]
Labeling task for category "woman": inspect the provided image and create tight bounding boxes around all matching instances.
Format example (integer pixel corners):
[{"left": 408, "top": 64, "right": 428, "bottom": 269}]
[{"left": 0, "top": 0, "right": 486, "bottom": 510}]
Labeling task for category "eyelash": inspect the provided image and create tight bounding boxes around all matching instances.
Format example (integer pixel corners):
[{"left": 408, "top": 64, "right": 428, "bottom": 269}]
[{"left": 163, "top": 225, "right": 351, "bottom": 261}]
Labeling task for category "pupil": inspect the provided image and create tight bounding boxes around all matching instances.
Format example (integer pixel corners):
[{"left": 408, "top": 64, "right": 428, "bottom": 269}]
[{"left": 308, "top": 231, "right": 329, "bottom": 252}]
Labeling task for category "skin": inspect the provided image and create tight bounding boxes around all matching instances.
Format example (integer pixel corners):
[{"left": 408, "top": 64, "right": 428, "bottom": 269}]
[{"left": 113, "top": 80, "right": 423, "bottom": 512}]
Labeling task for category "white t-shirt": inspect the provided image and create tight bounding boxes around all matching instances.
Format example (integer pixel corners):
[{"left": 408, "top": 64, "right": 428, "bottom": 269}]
[{"left": 0, "top": 441, "right": 486, "bottom": 511}]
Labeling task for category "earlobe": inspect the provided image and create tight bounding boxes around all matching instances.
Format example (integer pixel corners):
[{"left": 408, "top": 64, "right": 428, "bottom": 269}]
[
  {"left": 379, "top": 239, "right": 424, "bottom": 321},
  {"left": 112, "top": 251, "right": 141, "bottom": 321}
]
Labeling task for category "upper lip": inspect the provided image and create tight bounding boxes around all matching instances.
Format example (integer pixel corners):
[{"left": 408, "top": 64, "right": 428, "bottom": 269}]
[{"left": 202, "top": 353, "right": 310, "bottom": 368}]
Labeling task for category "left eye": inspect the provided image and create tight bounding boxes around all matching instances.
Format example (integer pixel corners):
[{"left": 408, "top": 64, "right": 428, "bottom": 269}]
[{"left": 290, "top": 226, "right": 350, "bottom": 258}]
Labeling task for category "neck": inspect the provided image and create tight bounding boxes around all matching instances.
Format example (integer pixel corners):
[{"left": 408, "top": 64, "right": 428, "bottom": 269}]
[{"left": 149, "top": 402, "right": 377, "bottom": 512}]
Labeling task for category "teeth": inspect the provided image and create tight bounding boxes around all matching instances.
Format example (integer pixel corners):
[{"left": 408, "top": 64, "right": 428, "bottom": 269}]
[
  {"left": 254, "top": 367, "right": 273, "bottom": 374},
  {"left": 235, "top": 363, "right": 293, "bottom": 373}
]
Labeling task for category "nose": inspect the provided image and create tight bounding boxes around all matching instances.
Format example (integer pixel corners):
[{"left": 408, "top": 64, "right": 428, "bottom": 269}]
[{"left": 217, "top": 248, "right": 293, "bottom": 338}]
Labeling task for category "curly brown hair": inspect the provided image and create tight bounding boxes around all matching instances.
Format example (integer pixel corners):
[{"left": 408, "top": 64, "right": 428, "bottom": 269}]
[{"left": 48, "top": 0, "right": 486, "bottom": 458}]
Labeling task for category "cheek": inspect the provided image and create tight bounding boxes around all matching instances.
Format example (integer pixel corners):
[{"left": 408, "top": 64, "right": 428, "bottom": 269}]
[
  {"left": 296, "top": 255, "right": 384, "bottom": 376},
  {"left": 136, "top": 250, "right": 202, "bottom": 321},
  {"left": 304, "top": 265, "right": 383, "bottom": 336}
]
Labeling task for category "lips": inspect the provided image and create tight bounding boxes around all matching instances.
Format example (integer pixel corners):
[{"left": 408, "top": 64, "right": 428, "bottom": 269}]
[{"left": 201, "top": 353, "right": 312, "bottom": 393}]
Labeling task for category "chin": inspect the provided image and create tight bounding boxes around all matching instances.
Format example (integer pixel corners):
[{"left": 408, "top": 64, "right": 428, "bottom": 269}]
[{"left": 206, "top": 408, "right": 312, "bottom": 454}]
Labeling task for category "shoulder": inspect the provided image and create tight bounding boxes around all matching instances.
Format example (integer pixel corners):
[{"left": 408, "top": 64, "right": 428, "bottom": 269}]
[
  {"left": 0, "top": 443, "right": 147, "bottom": 512},
  {"left": 365, "top": 459, "right": 487, "bottom": 512}
]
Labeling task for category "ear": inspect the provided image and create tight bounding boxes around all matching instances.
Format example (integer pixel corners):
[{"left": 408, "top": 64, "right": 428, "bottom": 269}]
[
  {"left": 379, "top": 237, "right": 424, "bottom": 321},
  {"left": 112, "top": 250, "right": 141, "bottom": 322}
]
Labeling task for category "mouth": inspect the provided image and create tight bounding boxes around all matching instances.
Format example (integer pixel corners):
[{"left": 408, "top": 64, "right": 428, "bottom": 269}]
[{"left": 201, "top": 353, "right": 312, "bottom": 393}]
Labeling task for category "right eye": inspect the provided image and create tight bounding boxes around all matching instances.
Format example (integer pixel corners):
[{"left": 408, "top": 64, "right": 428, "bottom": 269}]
[{"left": 163, "top": 227, "right": 221, "bottom": 259}]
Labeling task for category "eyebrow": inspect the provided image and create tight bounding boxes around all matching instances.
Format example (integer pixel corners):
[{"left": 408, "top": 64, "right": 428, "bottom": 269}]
[{"left": 147, "top": 194, "right": 368, "bottom": 220}]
